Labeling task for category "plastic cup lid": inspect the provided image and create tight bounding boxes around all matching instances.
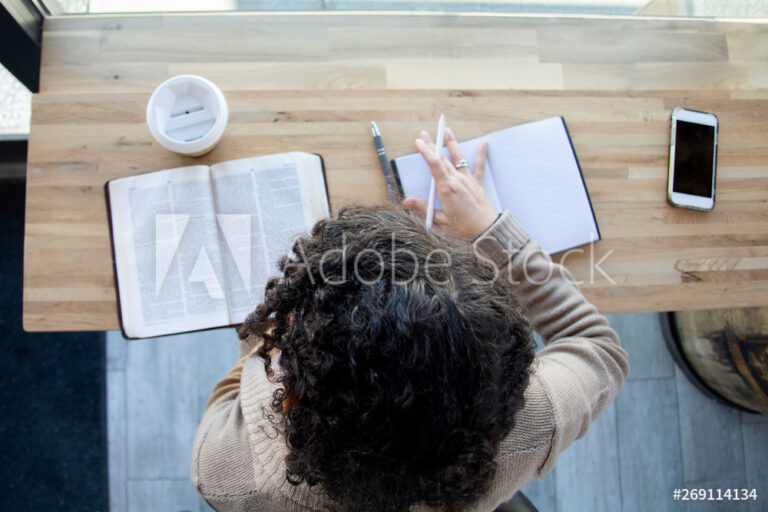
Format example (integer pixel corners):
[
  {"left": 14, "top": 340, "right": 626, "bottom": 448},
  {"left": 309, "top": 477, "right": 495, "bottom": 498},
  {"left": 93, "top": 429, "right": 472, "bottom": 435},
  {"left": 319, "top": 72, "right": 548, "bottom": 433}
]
[{"left": 146, "top": 75, "right": 228, "bottom": 155}]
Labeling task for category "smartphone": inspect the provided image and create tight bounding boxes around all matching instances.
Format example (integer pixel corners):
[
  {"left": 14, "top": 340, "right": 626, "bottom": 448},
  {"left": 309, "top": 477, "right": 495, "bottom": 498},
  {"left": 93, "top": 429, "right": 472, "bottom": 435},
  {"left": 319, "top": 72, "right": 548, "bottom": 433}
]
[{"left": 667, "top": 107, "right": 719, "bottom": 211}]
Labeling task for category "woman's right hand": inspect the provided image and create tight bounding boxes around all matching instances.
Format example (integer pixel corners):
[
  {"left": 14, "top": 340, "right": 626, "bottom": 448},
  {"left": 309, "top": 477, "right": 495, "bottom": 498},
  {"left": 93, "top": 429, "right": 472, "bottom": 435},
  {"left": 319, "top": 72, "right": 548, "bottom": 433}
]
[{"left": 402, "top": 127, "right": 498, "bottom": 241}]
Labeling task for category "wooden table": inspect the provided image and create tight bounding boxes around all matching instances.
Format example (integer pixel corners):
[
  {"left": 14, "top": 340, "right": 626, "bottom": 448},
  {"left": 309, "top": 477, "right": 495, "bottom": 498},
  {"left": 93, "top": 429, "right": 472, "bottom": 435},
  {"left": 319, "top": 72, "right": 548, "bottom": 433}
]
[{"left": 23, "top": 12, "right": 768, "bottom": 331}]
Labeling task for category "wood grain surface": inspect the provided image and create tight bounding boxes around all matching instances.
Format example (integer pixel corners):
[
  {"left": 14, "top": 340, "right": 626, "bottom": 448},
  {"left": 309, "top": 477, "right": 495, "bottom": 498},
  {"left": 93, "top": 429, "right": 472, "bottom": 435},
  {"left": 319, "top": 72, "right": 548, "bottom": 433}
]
[{"left": 24, "top": 12, "right": 768, "bottom": 331}]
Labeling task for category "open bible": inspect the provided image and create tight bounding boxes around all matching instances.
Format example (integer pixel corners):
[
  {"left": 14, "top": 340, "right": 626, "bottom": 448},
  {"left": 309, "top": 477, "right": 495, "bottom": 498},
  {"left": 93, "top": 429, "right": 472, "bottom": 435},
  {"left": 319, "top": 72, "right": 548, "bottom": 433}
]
[
  {"left": 105, "top": 152, "right": 330, "bottom": 339},
  {"left": 392, "top": 117, "right": 600, "bottom": 255}
]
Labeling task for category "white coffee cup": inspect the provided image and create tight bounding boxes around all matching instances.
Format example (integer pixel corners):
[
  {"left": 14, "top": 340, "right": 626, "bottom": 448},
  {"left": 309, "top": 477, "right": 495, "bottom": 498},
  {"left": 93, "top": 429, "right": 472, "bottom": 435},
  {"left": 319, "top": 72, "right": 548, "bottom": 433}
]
[{"left": 146, "top": 75, "right": 228, "bottom": 157}]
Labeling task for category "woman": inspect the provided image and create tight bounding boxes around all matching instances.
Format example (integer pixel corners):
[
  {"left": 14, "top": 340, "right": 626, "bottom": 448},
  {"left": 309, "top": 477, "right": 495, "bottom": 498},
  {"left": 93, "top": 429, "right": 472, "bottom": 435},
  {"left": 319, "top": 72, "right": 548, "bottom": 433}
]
[{"left": 191, "top": 127, "right": 629, "bottom": 511}]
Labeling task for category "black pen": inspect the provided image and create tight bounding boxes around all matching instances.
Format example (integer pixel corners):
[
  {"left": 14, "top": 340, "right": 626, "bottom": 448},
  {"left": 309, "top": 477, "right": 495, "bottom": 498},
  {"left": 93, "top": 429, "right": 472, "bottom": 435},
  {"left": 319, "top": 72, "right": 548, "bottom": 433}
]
[{"left": 370, "top": 121, "right": 401, "bottom": 202}]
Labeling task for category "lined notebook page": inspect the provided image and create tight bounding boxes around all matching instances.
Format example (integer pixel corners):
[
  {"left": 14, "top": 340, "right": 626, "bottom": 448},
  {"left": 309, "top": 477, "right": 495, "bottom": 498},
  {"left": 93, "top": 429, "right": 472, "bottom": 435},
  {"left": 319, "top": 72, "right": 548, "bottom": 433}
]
[
  {"left": 393, "top": 117, "right": 599, "bottom": 255},
  {"left": 484, "top": 117, "right": 599, "bottom": 254}
]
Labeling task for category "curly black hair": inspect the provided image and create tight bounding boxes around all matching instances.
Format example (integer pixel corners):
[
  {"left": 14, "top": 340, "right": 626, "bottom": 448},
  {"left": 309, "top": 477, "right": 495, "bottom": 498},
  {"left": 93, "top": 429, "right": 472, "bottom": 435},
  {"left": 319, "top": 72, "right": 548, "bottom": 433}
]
[{"left": 238, "top": 206, "right": 535, "bottom": 511}]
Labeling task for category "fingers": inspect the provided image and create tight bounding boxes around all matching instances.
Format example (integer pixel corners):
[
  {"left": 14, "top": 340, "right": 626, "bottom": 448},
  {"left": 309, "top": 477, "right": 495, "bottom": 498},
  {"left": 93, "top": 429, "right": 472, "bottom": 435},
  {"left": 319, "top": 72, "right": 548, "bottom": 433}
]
[
  {"left": 432, "top": 209, "right": 451, "bottom": 227},
  {"left": 419, "top": 131, "right": 438, "bottom": 154},
  {"left": 444, "top": 127, "right": 468, "bottom": 174},
  {"left": 420, "top": 130, "right": 452, "bottom": 167},
  {"left": 473, "top": 140, "right": 488, "bottom": 184},
  {"left": 415, "top": 138, "right": 449, "bottom": 180},
  {"left": 401, "top": 197, "right": 428, "bottom": 218},
  {"left": 401, "top": 198, "right": 449, "bottom": 227}
]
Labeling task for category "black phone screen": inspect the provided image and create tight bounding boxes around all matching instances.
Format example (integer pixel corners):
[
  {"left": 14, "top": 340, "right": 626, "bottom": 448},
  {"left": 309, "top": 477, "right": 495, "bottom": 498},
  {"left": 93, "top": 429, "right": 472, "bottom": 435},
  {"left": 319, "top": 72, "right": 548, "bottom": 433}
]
[{"left": 672, "top": 120, "right": 715, "bottom": 197}]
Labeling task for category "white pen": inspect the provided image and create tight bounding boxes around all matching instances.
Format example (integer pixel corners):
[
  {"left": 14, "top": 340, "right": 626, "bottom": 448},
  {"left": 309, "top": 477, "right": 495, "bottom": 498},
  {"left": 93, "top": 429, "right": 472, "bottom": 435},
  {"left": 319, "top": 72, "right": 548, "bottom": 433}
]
[{"left": 425, "top": 112, "right": 445, "bottom": 229}]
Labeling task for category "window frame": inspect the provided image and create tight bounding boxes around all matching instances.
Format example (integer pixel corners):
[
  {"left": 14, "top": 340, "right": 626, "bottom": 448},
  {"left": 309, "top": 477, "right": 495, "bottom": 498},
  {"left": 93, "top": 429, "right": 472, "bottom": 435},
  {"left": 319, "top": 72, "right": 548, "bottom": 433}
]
[{"left": 0, "top": 0, "right": 45, "bottom": 93}]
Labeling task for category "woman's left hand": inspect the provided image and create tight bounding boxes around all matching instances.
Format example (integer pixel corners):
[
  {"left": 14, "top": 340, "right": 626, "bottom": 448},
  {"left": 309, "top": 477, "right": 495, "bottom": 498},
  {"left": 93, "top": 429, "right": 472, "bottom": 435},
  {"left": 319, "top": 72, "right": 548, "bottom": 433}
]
[{"left": 402, "top": 127, "right": 498, "bottom": 241}]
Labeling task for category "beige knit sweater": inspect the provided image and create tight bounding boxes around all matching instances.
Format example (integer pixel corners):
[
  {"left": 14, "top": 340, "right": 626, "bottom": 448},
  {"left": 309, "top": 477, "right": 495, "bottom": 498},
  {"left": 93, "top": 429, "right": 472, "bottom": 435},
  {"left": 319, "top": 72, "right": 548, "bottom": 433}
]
[{"left": 191, "top": 211, "right": 630, "bottom": 511}]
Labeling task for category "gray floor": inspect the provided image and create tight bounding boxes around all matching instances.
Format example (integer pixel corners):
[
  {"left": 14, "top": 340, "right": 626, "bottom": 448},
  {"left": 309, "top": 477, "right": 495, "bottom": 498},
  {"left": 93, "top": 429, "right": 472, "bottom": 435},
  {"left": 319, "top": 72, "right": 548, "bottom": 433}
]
[
  {"left": 523, "top": 313, "right": 768, "bottom": 512},
  {"left": 107, "top": 313, "right": 768, "bottom": 511},
  {"left": 107, "top": 329, "right": 239, "bottom": 512}
]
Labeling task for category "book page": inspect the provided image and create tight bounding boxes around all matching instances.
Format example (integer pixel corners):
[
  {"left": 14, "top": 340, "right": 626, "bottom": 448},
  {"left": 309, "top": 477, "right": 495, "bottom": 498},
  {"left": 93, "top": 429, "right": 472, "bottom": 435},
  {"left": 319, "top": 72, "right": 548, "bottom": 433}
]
[
  {"left": 483, "top": 117, "right": 599, "bottom": 254},
  {"left": 211, "top": 152, "right": 328, "bottom": 324},
  {"left": 107, "top": 166, "right": 229, "bottom": 338},
  {"left": 394, "top": 138, "right": 503, "bottom": 213}
]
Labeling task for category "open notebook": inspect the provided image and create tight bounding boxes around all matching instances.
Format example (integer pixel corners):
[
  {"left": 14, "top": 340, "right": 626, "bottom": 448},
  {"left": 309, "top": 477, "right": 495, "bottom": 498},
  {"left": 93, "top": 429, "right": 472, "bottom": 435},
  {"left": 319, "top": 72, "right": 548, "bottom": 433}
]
[
  {"left": 392, "top": 117, "right": 600, "bottom": 254},
  {"left": 105, "top": 152, "right": 330, "bottom": 339}
]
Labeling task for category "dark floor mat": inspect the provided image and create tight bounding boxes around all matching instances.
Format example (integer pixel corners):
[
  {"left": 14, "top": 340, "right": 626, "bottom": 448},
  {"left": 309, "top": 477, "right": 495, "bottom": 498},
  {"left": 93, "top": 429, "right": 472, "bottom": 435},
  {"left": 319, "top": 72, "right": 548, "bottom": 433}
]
[{"left": 0, "top": 179, "right": 107, "bottom": 511}]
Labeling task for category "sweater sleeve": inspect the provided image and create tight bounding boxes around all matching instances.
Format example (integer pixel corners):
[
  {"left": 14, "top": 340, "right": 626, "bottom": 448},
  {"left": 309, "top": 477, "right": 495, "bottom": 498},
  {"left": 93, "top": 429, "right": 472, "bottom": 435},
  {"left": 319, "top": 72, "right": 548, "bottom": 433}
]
[
  {"left": 192, "top": 344, "right": 275, "bottom": 511},
  {"left": 205, "top": 354, "right": 249, "bottom": 412},
  {"left": 204, "top": 333, "right": 262, "bottom": 412},
  {"left": 474, "top": 211, "right": 630, "bottom": 475},
  {"left": 192, "top": 355, "right": 322, "bottom": 511}
]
